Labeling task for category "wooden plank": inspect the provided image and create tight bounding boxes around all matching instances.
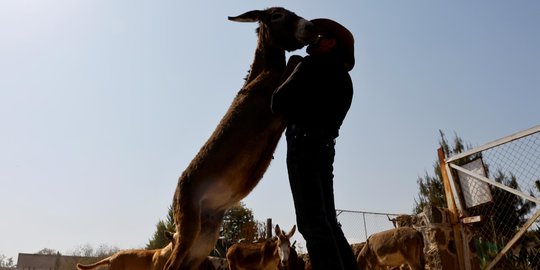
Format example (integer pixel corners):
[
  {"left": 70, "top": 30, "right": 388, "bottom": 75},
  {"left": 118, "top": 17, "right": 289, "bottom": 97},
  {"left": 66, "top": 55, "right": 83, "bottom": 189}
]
[
  {"left": 439, "top": 147, "right": 468, "bottom": 270},
  {"left": 461, "top": 216, "right": 482, "bottom": 224}
]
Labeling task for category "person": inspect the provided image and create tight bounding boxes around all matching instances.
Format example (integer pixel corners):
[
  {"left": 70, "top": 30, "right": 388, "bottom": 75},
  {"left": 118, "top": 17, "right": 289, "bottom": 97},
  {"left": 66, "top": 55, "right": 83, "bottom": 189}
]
[{"left": 271, "top": 18, "right": 358, "bottom": 270}]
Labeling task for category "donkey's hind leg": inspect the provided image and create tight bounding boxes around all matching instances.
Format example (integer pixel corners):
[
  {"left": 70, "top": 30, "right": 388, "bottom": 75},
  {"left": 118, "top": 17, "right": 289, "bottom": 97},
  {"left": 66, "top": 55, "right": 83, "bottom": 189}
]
[
  {"left": 164, "top": 198, "right": 202, "bottom": 270},
  {"left": 183, "top": 209, "right": 226, "bottom": 270}
]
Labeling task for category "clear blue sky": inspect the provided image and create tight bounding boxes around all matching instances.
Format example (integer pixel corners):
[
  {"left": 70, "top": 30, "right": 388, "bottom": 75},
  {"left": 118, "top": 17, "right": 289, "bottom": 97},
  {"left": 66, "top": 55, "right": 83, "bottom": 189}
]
[{"left": 1, "top": 0, "right": 538, "bottom": 262}]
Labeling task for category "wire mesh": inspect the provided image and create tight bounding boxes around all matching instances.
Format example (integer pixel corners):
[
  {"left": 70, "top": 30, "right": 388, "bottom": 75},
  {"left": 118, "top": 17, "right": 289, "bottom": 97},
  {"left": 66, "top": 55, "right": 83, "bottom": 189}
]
[
  {"left": 335, "top": 209, "right": 399, "bottom": 245},
  {"left": 449, "top": 129, "right": 540, "bottom": 270}
]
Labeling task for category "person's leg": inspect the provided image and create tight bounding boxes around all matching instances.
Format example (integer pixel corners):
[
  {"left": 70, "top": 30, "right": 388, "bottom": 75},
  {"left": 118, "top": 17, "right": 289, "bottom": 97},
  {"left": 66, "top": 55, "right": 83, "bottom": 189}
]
[
  {"left": 319, "top": 139, "right": 359, "bottom": 270},
  {"left": 286, "top": 134, "right": 345, "bottom": 270}
]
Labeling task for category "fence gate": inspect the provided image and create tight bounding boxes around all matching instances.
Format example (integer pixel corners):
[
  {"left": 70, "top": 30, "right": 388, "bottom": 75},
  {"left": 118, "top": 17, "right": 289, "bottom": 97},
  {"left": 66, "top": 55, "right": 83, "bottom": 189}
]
[{"left": 442, "top": 125, "right": 540, "bottom": 270}]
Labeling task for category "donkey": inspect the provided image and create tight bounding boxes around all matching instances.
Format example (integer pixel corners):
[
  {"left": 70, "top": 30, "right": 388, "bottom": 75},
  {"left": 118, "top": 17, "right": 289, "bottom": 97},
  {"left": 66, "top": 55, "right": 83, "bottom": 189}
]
[
  {"left": 357, "top": 227, "right": 425, "bottom": 270},
  {"left": 163, "top": 7, "right": 316, "bottom": 270},
  {"left": 226, "top": 225, "right": 297, "bottom": 270},
  {"left": 77, "top": 232, "right": 176, "bottom": 270}
]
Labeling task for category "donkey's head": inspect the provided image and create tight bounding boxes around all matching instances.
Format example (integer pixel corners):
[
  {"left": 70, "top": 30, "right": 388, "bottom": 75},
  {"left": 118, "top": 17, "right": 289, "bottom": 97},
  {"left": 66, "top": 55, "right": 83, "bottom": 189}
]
[
  {"left": 274, "top": 224, "right": 297, "bottom": 267},
  {"left": 228, "top": 7, "right": 316, "bottom": 52}
]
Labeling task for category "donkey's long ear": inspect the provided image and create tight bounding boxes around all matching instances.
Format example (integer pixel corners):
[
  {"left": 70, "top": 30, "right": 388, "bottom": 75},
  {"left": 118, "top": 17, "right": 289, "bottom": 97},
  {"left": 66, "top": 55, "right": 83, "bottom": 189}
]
[
  {"left": 228, "top": 10, "right": 264, "bottom": 22},
  {"left": 274, "top": 224, "right": 283, "bottom": 236},
  {"left": 287, "top": 225, "right": 296, "bottom": 238}
]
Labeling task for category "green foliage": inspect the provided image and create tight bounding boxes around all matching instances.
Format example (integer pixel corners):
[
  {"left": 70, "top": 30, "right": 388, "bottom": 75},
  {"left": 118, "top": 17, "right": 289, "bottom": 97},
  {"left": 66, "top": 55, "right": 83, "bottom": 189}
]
[
  {"left": 414, "top": 131, "right": 471, "bottom": 213},
  {"left": 415, "top": 130, "right": 539, "bottom": 268},
  {"left": 469, "top": 170, "right": 537, "bottom": 269},
  {"left": 146, "top": 206, "right": 175, "bottom": 250},
  {"left": 221, "top": 202, "right": 262, "bottom": 244},
  {"left": 414, "top": 168, "right": 446, "bottom": 214},
  {"left": 490, "top": 172, "right": 535, "bottom": 239},
  {"left": 212, "top": 202, "right": 264, "bottom": 257},
  {"left": 146, "top": 202, "right": 264, "bottom": 257}
]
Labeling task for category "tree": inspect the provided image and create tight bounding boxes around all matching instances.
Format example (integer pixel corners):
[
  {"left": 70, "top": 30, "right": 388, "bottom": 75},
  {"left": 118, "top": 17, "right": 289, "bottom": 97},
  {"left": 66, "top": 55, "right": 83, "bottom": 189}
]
[
  {"left": 415, "top": 131, "right": 538, "bottom": 268},
  {"left": 0, "top": 254, "right": 15, "bottom": 268},
  {"left": 414, "top": 131, "right": 472, "bottom": 213},
  {"left": 212, "top": 201, "right": 265, "bottom": 257},
  {"left": 146, "top": 206, "right": 176, "bottom": 249},
  {"left": 467, "top": 170, "right": 537, "bottom": 269},
  {"left": 61, "top": 244, "right": 117, "bottom": 270},
  {"left": 36, "top": 248, "right": 59, "bottom": 255},
  {"left": 69, "top": 244, "right": 118, "bottom": 258},
  {"left": 147, "top": 202, "right": 264, "bottom": 257},
  {"left": 69, "top": 244, "right": 93, "bottom": 257},
  {"left": 93, "top": 244, "right": 120, "bottom": 258},
  {"left": 489, "top": 172, "right": 535, "bottom": 240},
  {"left": 221, "top": 202, "right": 262, "bottom": 244}
]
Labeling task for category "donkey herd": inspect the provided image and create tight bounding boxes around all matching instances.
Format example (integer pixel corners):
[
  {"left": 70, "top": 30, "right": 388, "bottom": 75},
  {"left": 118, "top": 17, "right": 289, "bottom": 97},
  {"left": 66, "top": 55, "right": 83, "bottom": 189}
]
[
  {"left": 76, "top": 224, "right": 425, "bottom": 270},
  {"left": 77, "top": 7, "right": 426, "bottom": 270}
]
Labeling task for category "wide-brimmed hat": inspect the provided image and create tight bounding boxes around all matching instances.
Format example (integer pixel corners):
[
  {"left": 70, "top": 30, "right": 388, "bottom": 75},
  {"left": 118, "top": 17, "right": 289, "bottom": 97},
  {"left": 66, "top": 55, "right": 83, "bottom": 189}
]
[{"left": 311, "top": 18, "right": 355, "bottom": 71}]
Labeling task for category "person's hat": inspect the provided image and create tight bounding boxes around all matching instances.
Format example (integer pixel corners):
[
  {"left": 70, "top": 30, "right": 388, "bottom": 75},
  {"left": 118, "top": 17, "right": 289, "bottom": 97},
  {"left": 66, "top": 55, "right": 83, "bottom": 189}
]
[{"left": 311, "top": 18, "right": 355, "bottom": 71}]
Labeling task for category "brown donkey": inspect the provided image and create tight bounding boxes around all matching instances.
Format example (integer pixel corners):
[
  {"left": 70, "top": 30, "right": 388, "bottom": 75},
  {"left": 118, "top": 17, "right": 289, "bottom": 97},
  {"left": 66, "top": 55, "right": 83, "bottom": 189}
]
[
  {"left": 77, "top": 232, "right": 176, "bottom": 270},
  {"left": 163, "top": 7, "right": 316, "bottom": 270},
  {"left": 226, "top": 225, "right": 296, "bottom": 270},
  {"left": 357, "top": 227, "right": 425, "bottom": 270}
]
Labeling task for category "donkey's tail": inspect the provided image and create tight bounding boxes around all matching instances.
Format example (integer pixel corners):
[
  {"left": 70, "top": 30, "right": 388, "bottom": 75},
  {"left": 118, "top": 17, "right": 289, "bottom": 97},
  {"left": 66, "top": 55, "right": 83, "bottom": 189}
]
[{"left": 76, "top": 257, "right": 111, "bottom": 270}]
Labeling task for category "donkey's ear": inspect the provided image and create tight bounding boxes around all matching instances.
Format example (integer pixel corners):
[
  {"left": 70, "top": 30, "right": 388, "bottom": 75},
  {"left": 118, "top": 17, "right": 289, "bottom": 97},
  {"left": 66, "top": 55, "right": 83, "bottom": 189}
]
[
  {"left": 274, "top": 224, "right": 282, "bottom": 236},
  {"left": 228, "top": 10, "right": 264, "bottom": 22},
  {"left": 287, "top": 225, "right": 296, "bottom": 238}
]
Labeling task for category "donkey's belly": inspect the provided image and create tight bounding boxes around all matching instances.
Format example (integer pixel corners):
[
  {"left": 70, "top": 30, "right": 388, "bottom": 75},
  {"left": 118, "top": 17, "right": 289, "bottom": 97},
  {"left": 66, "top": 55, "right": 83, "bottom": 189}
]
[
  {"left": 198, "top": 134, "right": 281, "bottom": 210},
  {"left": 180, "top": 91, "right": 286, "bottom": 211}
]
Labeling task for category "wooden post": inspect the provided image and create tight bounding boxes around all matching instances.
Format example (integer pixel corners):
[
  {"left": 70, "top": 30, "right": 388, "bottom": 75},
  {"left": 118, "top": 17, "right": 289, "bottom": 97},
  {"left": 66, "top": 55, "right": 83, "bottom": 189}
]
[
  {"left": 438, "top": 147, "right": 467, "bottom": 270},
  {"left": 266, "top": 218, "right": 272, "bottom": 239}
]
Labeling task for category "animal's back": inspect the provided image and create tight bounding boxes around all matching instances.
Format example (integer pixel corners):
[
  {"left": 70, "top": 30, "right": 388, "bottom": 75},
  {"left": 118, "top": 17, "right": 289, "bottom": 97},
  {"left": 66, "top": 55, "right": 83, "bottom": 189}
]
[
  {"left": 109, "top": 250, "right": 155, "bottom": 270},
  {"left": 76, "top": 249, "right": 156, "bottom": 270}
]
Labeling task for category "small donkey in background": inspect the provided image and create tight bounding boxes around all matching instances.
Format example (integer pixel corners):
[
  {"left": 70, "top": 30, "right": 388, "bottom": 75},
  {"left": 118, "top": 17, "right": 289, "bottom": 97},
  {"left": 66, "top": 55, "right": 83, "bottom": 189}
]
[
  {"left": 77, "top": 232, "right": 176, "bottom": 270},
  {"left": 227, "top": 225, "right": 297, "bottom": 270}
]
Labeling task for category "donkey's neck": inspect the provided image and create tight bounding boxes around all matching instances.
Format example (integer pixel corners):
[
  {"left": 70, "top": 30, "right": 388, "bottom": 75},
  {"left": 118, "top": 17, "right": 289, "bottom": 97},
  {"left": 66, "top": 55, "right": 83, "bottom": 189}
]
[{"left": 245, "top": 34, "right": 286, "bottom": 84}]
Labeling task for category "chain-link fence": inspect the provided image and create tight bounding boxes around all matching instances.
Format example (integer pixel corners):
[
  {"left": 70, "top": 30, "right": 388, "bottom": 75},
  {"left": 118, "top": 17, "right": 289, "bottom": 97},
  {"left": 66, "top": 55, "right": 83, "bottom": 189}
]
[
  {"left": 445, "top": 125, "right": 540, "bottom": 270},
  {"left": 335, "top": 209, "right": 399, "bottom": 245}
]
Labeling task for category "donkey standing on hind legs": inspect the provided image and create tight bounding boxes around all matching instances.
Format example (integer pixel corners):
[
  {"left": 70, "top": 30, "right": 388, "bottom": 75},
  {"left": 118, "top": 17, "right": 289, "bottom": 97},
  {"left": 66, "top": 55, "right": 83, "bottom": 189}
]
[{"left": 163, "top": 7, "right": 317, "bottom": 270}]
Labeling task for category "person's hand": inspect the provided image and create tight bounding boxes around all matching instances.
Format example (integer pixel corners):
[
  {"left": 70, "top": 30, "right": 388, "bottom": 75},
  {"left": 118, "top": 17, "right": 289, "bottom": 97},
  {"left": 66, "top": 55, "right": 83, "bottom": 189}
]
[{"left": 281, "top": 55, "right": 303, "bottom": 80}]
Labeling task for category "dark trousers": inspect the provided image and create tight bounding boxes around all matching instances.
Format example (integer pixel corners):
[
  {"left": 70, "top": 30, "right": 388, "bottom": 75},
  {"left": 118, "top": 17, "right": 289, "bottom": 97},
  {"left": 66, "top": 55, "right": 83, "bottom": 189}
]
[{"left": 286, "top": 130, "right": 358, "bottom": 270}]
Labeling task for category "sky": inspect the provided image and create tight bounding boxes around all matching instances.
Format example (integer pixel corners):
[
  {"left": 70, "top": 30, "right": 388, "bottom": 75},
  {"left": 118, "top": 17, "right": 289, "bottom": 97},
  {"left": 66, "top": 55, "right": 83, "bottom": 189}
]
[{"left": 1, "top": 0, "right": 538, "bottom": 262}]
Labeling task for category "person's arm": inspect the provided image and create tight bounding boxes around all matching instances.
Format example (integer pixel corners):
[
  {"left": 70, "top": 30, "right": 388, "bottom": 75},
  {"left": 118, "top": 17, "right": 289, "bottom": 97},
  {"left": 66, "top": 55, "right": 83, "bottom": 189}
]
[
  {"left": 271, "top": 55, "right": 305, "bottom": 114},
  {"left": 279, "top": 55, "right": 304, "bottom": 82}
]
